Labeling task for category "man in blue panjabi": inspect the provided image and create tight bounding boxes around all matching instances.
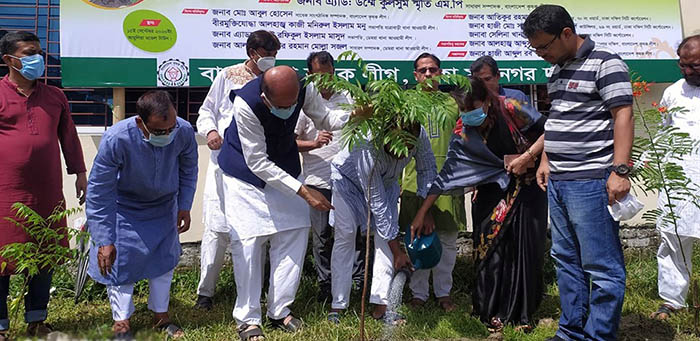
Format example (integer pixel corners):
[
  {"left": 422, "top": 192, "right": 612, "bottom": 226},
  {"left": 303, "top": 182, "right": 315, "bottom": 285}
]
[{"left": 86, "top": 90, "right": 198, "bottom": 339}]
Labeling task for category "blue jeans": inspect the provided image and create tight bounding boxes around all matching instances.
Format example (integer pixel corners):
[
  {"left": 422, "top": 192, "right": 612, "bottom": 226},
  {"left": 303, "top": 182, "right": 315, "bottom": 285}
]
[
  {"left": 0, "top": 270, "right": 53, "bottom": 331},
  {"left": 548, "top": 177, "right": 626, "bottom": 341}
]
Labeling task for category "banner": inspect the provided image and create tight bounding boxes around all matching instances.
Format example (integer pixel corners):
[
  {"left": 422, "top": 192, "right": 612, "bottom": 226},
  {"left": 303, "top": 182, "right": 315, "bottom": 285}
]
[{"left": 60, "top": 0, "right": 684, "bottom": 87}]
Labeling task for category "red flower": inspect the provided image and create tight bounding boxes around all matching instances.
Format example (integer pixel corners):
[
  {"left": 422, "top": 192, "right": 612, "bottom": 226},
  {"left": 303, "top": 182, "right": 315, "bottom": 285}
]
[
  {"left": 652, "top": 101, "right": 658, "bottom": 107},
  {"left": 659, "top": 106, "right": 668, "bottom": 113}
]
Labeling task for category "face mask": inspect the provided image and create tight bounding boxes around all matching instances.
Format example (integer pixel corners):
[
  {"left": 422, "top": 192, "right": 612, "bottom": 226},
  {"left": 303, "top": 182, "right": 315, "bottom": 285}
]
[
  {"left": 461, "top": 107, "right": 487, "bottom": 127},
  {"left": 263, "top": 94, "right": 297, "bottom": 120},
  {"left": 607, "top": 193, "right": 644, "bottom": 221},
  {"left": 142, "top": 122, "right": 177, "bottom": 147},
  {"left": 254, "top": 51, "right": 276, "bottom": 72},
  {"left": 8, "top": 54, "right": 45, "bottom": 81}
]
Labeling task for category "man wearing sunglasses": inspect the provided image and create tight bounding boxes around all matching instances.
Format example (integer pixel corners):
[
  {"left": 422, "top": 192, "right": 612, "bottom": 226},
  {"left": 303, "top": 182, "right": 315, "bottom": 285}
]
[
  {"left": 524, "top": 5, "right": 634, "bottom": 341},
  {"left": 86, "top": 91, "right": 198, "bottom": 339},
  {"left": 399, "top": 53, "right": 465, "bottom": 313},
  {"left": 650, "top": 34, "right": 700, "bottom": 322}
]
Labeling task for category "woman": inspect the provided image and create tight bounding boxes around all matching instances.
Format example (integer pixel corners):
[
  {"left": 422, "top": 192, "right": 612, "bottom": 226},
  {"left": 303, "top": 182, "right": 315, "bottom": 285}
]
[{"left": 411, "top": 79, "right": 548, "bottom": 331}]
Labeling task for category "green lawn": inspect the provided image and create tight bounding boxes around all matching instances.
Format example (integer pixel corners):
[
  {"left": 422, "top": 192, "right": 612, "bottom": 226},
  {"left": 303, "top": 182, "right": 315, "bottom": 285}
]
[{"left": 5, "top": 244, "right": 700, "bottom": 340}]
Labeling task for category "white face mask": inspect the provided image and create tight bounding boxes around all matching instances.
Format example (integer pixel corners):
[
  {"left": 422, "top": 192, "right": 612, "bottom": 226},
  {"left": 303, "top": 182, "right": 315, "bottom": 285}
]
[
  {"left": 607, "top": 193, "right": 644, "bottom": 221},
  {"left": 254, "top": 51, "right": 276, "bottom": 72}
]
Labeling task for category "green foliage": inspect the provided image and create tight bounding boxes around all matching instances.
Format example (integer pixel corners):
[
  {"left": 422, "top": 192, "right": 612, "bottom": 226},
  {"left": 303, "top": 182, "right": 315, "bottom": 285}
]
[
  {"left": 0, "top": 202, "right": 87, "bottom": 334},
  {"left": 305, "top": 50, "right": 470, "bottom": 158}
]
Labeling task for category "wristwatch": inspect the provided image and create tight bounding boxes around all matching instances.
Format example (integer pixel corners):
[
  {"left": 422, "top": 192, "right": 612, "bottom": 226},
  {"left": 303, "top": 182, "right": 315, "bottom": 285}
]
[{"left": 612, "top": 164, "right": 632, "bottom": 176}]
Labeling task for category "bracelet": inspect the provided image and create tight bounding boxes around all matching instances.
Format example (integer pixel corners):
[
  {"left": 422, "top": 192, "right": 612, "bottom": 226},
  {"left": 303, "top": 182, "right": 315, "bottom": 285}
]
[{"left": 526, "top": 148, "right": 536, "bottom": 160}]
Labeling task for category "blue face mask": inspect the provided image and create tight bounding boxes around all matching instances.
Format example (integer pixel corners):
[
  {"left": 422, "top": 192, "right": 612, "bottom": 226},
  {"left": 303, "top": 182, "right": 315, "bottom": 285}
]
[
  {"left": 9, "top": 54, "right": 45, "bottom": 81},
  {"left": 142, "top": 123, "right": 177, "bottom": 147},
  {"left": 461, "top": 107, "right": 487, "bottom": 127},
  {"left": 263, "top": 94, "right": 297, "bottom": 120}
]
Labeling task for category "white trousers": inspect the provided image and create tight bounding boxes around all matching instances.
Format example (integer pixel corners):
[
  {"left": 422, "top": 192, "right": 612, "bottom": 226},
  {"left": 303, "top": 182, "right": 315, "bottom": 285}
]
[
  {"left": 107, "top": 269, "right": 174, "bottom": 321},
  {"left": 409, "top": 229, "right": 458, "bottom": 301},
  {"left": 657, "top": 231, "right": 696, "bottom": 309},
  {"left": 197, "top": 229, "right": 231, "bottom": 297},
  {"left": 230, "top": 227, "right": 308, "bottom": 326},
  {"left": 331, "top": 192, "right": 394, "bottom": 309}
]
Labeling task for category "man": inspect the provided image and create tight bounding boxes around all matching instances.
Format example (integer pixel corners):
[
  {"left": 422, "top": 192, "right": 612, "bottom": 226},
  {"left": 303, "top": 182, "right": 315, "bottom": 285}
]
[
  {"left": 330, "top": 123, "right": 435, "bottom": 324},
  {"left": 195, "top": 30, "right": 280, "bottom": 311},
  {"left": 295, "top": 51, "right": 364, "bottom": 303},
  {"left": 0, "top": 31, "right": 87, "bottom": 338},
  {"left": 398, "top": 53, "right": 465, "bottom": 312},
  {"left": 469, "top": 55, "right": 530, "bottom": 104},
  {"left": 524, "top": 5, "right": 634, "bottom": 341},
  {"left": 650, "top": 35, "right": 700, "bottom": 321},
  {"left": 218, "top": 65, "right": 355, "bottom": 340},
  {"left": 87, "top": 91, "right": 198, "bottom": 339}
]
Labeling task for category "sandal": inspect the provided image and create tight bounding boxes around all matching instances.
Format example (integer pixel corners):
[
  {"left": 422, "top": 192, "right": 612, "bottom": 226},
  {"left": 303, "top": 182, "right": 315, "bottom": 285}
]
[
  {"left": 487, "top": 317, "right": 504, "bottom": 333},
  {"left": 327, "top": 312, "right": 341, "bottom": 324},
  {"left": 408, "top": 298, "right": 426, "bottom": 309},
  {"left": 155, "top": 322, "right": 184, "bottom": 339},
  {"left": 0, "top": 330, "right": 8, "bottom": 341},
  {"left": 437, "top": 296, "right": 457, "bottom": 312},
  {"left": 269, "top": 315, "right": 302, "bottom": 332},
  {"left": 238, "top": 324, "right": 264, "bottom": 341},
  {"left": 27, "top": 322, "right": 53, "bottom": 337},
  {"left": 514, "top": 324, "right": 533, "bottom": 333},
  {"left": 373, "top": 311, "right": 406, "bottom": 326},
  {"left": 650, "top": 303, "right": 679, "bottom": 320}
]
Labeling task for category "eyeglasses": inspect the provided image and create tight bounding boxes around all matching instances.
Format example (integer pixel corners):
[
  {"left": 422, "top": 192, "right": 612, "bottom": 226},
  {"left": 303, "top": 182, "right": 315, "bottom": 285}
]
[
  {"left": 678, "top": 62, "right": 700, "bottom": 72},
  {"left": 416, "top": 67, "right": 439, "bottom": 74},
  {"left": 146, "top": 121, "right": 179, "bottom": 136},
  {"left": 527, "top": 34, "right": 560, "bottom": 52}
]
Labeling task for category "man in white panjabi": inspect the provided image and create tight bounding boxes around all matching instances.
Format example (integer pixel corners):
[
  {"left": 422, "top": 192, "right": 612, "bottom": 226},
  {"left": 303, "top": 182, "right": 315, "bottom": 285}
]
[
  {"left": 650, "top": 35, "right": 700, "bottom": 321},
  {"left": 194, "top": 30, "right": 281, "bottom": 311},
  {"left": 218, "top": 65, "right": 360, "bottom": 340}
]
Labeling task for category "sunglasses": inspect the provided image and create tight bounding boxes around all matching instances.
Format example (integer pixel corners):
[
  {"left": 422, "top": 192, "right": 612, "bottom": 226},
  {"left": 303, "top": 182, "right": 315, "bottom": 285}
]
[{"left": 416, "top": 67, "right": 439, "bottom": 74}]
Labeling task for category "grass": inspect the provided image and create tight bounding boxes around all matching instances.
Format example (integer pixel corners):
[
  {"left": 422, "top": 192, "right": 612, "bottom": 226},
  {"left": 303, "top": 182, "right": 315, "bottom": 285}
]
[{"left": 5, "top": 243, "right": 700, "bottom": 340}]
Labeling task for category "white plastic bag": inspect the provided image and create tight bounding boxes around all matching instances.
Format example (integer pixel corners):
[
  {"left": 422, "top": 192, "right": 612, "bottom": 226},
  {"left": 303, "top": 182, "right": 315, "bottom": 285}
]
[{"left": 607, "top": 193, "right": 644, "bottom": 221}]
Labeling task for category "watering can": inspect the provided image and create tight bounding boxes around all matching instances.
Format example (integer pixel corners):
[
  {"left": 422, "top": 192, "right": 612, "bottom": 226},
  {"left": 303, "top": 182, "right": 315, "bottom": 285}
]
[{"left": 404, "top": 230, "right": 442, "bottom": 270}]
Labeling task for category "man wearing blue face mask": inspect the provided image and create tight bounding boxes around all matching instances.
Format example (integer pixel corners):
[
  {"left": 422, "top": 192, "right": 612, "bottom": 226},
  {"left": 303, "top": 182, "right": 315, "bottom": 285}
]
[
  {"left": 0, "top": 31, "right": 87, "bottom": 339},
  {"left": 217, "top": 65, "right": 359, "bottom": 340},
  {"left": 86, "top": 91, "right": 198, "bottom": 339}
]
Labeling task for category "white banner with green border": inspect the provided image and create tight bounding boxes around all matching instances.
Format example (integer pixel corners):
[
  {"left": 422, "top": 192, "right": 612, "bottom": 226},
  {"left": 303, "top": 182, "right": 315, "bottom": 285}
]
[{"left": 60, "top": 0, "right": 684, "bottom": 87}]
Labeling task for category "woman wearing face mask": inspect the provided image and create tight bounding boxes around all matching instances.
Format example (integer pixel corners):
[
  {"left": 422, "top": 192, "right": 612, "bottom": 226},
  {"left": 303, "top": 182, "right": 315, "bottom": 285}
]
[{"left": 410, "top": 79, "right": 548, "bottom": 332}]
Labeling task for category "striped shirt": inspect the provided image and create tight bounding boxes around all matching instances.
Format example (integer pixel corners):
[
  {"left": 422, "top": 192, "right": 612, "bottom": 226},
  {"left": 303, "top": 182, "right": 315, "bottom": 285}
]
[{"left": 545, "top": 35, "right": 633, "bottom": 180}]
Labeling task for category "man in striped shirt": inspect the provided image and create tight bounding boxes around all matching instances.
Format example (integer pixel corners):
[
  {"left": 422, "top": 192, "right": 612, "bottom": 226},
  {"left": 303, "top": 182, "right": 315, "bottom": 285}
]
[{"left": 524, "top": 5, "right": 634, "bottom": 341}]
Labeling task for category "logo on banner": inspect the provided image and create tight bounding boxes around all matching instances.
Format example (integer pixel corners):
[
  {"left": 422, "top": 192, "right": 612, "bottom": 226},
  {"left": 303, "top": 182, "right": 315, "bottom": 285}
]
[{"left": 158, "top": 59, "right": 189, "bottom": 87}]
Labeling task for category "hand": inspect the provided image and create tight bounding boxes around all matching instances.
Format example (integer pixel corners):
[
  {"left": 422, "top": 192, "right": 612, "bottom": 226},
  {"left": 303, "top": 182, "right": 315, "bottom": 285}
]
[
  {"left": 607, "top": 172, "right": 631, "bottom": 205},
  {"left": 536, "top": 159, "right": 550, "bottom": 191},
  {"left": 410, "top": 210, "right": 435, "bottom": 241},
  {"left": 297, "top": 185, "right": 334, "bottom": 211},
  {"left": 98, "top": 244, "right": 116, "bottom": 276},
  {"left": 314, "top": 131, "right": 333, "bottom": 149},
  {"left": 351, "top": 103, "right": 373, "bottom": 120},
  {"left": 206, "top": 130, "right": 223, "bottom": 150},
  {"left": 506, "top": 154, "right": 532, "bottom": 176},
  {"left": 75, "top": 172, "right": 88, "bottom": 205},
  {"left": 177, "top": 210, "right": 191, "bottom": 234},
  {"left": 392, "top": 249, "right": 414, "bottom": 272}
]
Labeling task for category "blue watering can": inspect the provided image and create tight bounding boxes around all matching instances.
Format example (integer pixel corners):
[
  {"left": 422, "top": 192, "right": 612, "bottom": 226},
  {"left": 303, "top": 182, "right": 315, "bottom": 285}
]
[{"left": 404, "top": 231, "right": 442, "bottom": 270}]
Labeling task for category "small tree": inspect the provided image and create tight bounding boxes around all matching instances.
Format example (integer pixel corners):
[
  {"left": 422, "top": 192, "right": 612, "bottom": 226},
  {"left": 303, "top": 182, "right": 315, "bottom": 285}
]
[
  {"left": 629, "top": 80, "right": 700, "bottom": 330},
  {"left": 0, "top": 202, "right": 86, "bottom": 336},
  {"left": 307, "top": 51, "right": 470, "bottom": 340}
]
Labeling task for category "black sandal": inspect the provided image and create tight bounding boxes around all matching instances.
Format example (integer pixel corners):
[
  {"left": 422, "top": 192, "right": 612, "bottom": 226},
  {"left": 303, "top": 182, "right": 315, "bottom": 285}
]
[
  {"left": 269, "top": 315, "right": 302, "bottom": 332},
  {"left": 650, "top": 303, "right": 678, "bottom": 320},
  {"left": 238, "top": 323, "right": 265, "bottom": 341},
  {"left": 373, "top": 311, "right": 406, "bottom": 326},
  {"left": 155, "top": 322, "right": 184, "bottom": 339}
]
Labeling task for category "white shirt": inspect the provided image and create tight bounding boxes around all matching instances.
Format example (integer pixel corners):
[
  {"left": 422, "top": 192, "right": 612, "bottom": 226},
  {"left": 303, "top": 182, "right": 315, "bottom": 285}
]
[
  {"left": 658, "top": 78, "right": 700, "bottom": 237},
  {"left": 295, "top": 91, "right": 353, "bottom": 190},
  {"left": 224, "top": 83, "right": 350, "bottom": 240},
  {"left": 196, "top": 63, "right": 256, "bottom": 233}
]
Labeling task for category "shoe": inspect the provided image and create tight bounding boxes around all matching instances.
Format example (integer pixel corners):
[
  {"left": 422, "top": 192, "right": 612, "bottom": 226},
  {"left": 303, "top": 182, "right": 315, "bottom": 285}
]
[
  {"left": 194, "top": 295, "right": 213, "bottom": 310},
  {"left": 269, "top": 314, "right": 302, "bottom": 332},
  {"left": 27, "top": 322, "right": 53, "bottom": 337}
]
